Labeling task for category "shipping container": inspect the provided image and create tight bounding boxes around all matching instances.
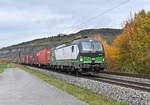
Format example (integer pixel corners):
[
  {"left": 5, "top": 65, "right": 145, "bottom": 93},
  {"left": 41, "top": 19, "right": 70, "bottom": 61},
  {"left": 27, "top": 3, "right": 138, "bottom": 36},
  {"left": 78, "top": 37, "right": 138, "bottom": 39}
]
[
  {"left": 28, "top": 53, "right": 36, "bottom": 65},
  {"left": 20, "top": 56, "right": 24, "bottom": 63},
  {"left": 25, "top": 55, "right": 29, "bottom": 64},
  {"left": 36, "top": 48, "right": 50, "bottom": 65}
]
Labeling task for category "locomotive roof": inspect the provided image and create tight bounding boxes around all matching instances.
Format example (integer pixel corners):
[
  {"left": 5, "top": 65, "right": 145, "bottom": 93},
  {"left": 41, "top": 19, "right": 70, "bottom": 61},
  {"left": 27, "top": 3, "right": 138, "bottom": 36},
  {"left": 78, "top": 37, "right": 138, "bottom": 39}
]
[
  {"left": 54, "top": 38, "right": 100, "bottom": 49},
  {"left": 72, "top": 38, "right": 99, "bottom": 44}
]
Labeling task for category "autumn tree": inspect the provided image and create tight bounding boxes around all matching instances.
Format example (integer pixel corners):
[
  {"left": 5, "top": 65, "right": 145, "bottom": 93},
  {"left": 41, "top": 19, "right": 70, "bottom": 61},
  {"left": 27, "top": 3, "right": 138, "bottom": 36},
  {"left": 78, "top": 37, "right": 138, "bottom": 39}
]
[{"left": 113, "top": 10, "right": 150, "bottom": 74}]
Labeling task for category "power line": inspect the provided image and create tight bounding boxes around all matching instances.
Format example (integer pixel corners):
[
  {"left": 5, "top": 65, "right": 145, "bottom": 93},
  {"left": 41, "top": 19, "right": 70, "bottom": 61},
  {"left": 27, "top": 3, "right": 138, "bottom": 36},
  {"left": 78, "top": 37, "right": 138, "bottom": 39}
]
[
  {"left": 65, "top": 0, "right": 110, "bottom": 33},
  {"left": 67, "top": 0, "right": 130, "bottom": 33}
]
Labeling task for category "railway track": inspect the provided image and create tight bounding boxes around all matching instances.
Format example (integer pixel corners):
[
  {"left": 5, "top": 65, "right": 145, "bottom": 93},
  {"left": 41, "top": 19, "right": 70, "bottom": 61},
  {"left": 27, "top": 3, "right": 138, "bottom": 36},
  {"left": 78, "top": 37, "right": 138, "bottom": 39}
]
[
  {"left": 82, "top": 74, "right": 150, "bottom": 92},
  {"left": 99, "top": 71, "right": 150, "bottom": 79},
  {"left": 27, "top": 66, "right": 150, "bottom": 92}
]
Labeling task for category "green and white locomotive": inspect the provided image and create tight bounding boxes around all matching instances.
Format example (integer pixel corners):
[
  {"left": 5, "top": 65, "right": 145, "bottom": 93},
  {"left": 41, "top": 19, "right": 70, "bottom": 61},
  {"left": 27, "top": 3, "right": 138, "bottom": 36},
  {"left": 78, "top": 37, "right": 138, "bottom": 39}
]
[{"left": 50, "top": 38, "right": 105, "bottom": 74}]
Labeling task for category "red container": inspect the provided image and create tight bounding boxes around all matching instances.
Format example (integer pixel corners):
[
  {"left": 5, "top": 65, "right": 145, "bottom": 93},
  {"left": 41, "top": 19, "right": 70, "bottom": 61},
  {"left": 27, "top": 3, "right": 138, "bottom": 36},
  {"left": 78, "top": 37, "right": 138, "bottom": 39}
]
[
  {"left": 32, "top": 53, "right": 37, "bottom": 65},
  {"left": 34, "top": 53, "right": 38, "bottom": 65},
  {"left": 28, "top": 54, "right": 32, "bottom": 64},
  {"left": 23, "top": 56, "right": 26, "bottom": 64},
  {"left": 36, "top": 48, "right": 50, "bottom": 65},
  {"left": 25, "top": 55, "right": 29, "bottom": 64},
  {"left": 20, "top": 56, "right": 24, "bottom": 63}
]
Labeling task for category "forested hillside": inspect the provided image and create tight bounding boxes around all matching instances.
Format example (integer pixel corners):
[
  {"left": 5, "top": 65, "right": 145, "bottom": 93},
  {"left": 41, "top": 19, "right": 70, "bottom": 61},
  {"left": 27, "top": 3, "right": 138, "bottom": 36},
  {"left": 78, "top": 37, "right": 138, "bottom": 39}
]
[{"left": 0, "top": 28, "right": 121, "bottom": 61}]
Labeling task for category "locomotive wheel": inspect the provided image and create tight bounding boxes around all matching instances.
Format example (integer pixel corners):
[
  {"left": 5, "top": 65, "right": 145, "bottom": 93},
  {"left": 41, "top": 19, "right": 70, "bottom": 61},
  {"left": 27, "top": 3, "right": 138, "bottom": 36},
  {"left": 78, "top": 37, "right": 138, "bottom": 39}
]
[
  {"left": 75, "top": 68, "right": 81, "bottom": 76},
  {"left": 75, "top": 70, "right": 79, "bottom": 76},
  {"left": 68, "top": 67, "right": 73, "bottom": 74}
]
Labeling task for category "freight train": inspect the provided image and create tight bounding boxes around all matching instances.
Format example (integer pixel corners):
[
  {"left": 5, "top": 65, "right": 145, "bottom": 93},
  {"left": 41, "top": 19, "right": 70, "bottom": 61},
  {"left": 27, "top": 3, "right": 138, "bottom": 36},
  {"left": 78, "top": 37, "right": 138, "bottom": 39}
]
[{"left": 19, "top": 38, "right": 105, "bottom": 74}]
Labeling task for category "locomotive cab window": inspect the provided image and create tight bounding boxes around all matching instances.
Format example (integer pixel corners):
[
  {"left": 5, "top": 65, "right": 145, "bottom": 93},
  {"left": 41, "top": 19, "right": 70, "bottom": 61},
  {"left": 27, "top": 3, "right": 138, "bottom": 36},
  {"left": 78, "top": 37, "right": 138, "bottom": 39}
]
[
  {"left": 93, "top": 42, "right": 103, "bottom": 51},
  {"left": 81, "top": 41, "right": 102, "bottom": 51},
  {"left": 81, "top": 41, "right": 92, "bottom": 51}
]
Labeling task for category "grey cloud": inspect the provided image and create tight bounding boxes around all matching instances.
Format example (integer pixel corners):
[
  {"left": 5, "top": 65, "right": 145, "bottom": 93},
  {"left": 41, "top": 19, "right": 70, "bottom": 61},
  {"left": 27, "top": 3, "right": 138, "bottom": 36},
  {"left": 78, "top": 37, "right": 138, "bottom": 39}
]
[{"left": 0, "top": 0, "right": 150, "bottom": 48}]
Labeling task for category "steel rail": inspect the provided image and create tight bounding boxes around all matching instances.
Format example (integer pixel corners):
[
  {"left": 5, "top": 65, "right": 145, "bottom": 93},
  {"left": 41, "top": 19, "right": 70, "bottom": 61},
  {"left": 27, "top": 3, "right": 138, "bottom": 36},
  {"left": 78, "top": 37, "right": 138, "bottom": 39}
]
[{"left": 27, "top": 66, "right": 150, "bottom": 92}]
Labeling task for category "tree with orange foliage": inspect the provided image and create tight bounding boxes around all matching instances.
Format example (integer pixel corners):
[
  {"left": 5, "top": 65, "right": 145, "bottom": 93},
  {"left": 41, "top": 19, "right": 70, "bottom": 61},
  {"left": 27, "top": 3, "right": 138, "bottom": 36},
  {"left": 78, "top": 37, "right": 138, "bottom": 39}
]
[
  {"left": 113, "top": 10, "right": 150, "bottom": 75},
  {"left": 103, "top": 43, "right": 120, "bottom": 71}
]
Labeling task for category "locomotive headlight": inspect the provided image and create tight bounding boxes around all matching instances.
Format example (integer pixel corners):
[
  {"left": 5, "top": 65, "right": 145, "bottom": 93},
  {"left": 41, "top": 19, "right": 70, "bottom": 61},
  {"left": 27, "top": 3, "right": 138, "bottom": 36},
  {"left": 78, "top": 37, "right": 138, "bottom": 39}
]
[
  {"left": 103, "top": 58, "right": 105, "bottom": 62},
  {"left": 80, "top": 56, "right": 83, "bottom": 62}
]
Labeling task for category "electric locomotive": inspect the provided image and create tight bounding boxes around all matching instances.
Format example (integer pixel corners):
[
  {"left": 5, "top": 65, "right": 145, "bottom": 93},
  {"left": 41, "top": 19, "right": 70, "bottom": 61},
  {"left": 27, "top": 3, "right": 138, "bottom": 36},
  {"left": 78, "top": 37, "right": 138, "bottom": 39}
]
[{"left": 50, "top": 38, "right": 105, "bottom": 74}]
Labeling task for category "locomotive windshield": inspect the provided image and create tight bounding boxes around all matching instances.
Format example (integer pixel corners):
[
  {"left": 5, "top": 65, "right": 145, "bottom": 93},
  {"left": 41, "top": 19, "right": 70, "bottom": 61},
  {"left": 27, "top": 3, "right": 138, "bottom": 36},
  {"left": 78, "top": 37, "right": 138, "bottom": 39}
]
[
  {"left": 81, "top": 42, "right": 93, "bottom": 51},
  {"left": 81, "top": 41, "right": 103, "bottom": 51}
]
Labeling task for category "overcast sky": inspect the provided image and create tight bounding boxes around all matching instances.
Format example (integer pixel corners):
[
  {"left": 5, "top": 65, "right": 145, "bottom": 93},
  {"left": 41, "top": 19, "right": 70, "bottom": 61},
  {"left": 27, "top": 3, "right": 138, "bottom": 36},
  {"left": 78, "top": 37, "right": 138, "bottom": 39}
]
[{"left": 0, "top": 0, "right": 150, "bottom": 48}]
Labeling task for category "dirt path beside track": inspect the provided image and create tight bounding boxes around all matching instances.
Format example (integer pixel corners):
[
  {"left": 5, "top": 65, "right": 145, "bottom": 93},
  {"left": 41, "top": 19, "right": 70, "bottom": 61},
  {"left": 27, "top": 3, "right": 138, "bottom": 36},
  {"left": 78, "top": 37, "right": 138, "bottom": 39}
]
[{"left": 0, "top": 68, "right": 88, "bottom": 105}]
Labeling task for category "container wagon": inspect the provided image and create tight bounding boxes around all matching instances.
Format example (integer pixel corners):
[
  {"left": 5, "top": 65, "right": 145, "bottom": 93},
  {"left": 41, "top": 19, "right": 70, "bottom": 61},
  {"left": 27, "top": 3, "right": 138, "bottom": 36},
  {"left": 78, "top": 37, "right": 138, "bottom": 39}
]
[{"left": 36, "top": 48, "right": 51, "bottom": 67}]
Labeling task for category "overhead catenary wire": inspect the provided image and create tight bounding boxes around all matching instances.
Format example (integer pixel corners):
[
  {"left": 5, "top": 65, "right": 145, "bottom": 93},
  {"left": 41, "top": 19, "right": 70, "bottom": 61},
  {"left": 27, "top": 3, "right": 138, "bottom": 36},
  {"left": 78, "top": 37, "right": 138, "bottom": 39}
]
[
  {"left": 67, "top": 0, "right": 109, "bottom": 29},
  {"left": 64, "top": 0, "right": 110, "bottom": 34},
  {"left": 67, "top": 0, "right": 130, "bottom": 33}
]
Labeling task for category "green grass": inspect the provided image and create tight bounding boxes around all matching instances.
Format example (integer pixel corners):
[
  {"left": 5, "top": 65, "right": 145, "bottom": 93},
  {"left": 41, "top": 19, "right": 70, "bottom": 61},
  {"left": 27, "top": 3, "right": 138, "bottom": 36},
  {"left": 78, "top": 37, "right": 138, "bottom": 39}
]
[
  {"left": 0, "top": 64, "right": 8, "bottom": 74},
  {"left": 0, "top": 68, "right": 4, "bottom": 74},
  {"left": 15, "top": 64, "right": 128, "bottom": 105}
]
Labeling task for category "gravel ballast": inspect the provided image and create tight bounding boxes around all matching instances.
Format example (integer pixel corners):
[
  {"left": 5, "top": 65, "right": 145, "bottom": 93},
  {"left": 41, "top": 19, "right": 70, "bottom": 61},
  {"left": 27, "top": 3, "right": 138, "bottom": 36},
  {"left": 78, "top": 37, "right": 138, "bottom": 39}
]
[
  {"left": 98, "top": 73, "right": 150, "bottom": 85},
  {"left": 29, "top": 67, "right": 150, "bottom": 105}
]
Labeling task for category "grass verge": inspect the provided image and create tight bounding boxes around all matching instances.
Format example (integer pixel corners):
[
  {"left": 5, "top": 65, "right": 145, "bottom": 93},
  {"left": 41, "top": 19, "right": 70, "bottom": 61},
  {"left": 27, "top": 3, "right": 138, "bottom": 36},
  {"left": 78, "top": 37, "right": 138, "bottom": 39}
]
[
  {"left": 0, "top": 68, "right": 4, "bottom": 74},
  {"left": 0, "top": 64, "right": 8, "bottom": 74},
  {"left": 15, "top": 64, "right": 128, "bottom": 105}
]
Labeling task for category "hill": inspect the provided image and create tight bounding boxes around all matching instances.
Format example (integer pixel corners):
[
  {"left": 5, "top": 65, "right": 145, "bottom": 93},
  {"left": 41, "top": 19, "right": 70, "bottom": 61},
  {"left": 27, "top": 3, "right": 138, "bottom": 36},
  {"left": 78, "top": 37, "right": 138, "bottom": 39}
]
[{"left": 0, "top": 28, "right": 122, "bottom": 61}]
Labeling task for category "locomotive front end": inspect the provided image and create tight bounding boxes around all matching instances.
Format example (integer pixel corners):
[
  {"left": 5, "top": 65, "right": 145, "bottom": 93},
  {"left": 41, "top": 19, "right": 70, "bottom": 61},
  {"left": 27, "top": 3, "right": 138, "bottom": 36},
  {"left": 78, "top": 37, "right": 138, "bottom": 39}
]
[{"left": 79, "top": 39, "right": 105, "bottom": 72}]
